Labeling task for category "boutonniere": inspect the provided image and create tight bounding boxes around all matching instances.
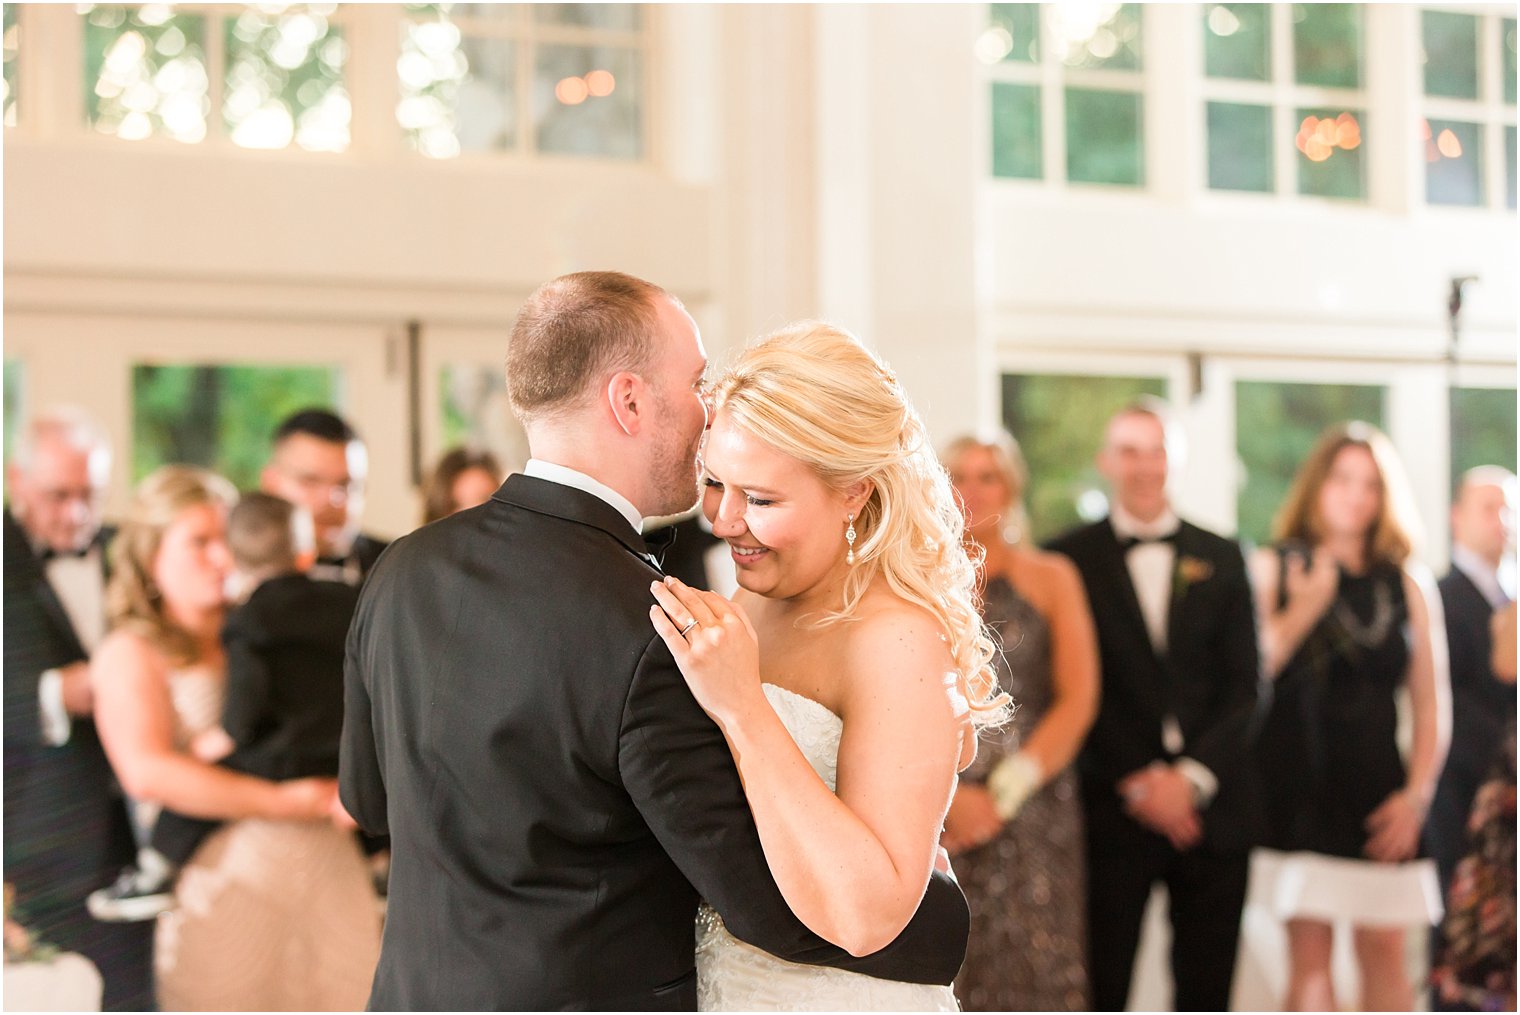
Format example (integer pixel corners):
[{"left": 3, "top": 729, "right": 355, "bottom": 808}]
[{"left": 1172, "top": 556, "right": 1213, "bottom": 599}]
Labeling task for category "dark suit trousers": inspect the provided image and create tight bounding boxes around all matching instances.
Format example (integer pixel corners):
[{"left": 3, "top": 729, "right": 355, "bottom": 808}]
[{"left": 1086, "top": 795, "right": 1250, "bottom": 1012}]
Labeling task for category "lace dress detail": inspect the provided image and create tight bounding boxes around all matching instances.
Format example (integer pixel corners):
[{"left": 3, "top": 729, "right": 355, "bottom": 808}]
[{"left": 695, "top": 683, "right": 959, "bottom": 1012}]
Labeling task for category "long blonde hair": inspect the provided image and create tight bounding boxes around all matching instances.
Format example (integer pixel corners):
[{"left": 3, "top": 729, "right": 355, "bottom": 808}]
[
  {"left": 709, "top": 322, "right": 1007, "bottom": 727},
  {"left": 107, "top": 465, "right": 238, "bottom": 666},
  {"left": 941, "top": 431, "right": 1031, "bottom": 547}
]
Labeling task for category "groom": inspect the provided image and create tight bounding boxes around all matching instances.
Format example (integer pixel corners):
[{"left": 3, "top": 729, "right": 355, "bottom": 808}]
[{"left": 340, "top": 271, "right": 969, "bottom": 1009}]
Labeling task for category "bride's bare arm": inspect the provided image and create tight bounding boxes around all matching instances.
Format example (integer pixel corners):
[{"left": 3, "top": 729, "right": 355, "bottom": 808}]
[{"left": 650, "top": 577, "right": 967, "bottom": 956}]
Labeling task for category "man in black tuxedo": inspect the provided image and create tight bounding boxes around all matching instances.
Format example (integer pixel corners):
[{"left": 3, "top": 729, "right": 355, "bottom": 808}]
[
  {"left": 1046, "top": 401, "right": 1262, "bottom": 1012},
  {"left": 340, "top": 271, "right": 968, "bottom": 1009},
  {"left": 1426, "top": 467, "right": 1515, "bottom": 932},
  {"left": 260, "top": 408, "right": 388, "bottom": 587},
  {"left": 2, "top": 408, "right": 152, "bottom": 1010}
]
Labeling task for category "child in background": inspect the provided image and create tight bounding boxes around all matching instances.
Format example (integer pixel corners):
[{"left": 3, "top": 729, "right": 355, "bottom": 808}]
[{"left": 88, "top": 493, "right": 360, "bottom": 921}]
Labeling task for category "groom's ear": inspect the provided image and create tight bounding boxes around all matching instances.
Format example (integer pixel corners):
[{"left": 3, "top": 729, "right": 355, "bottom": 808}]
[{"left": 606, "top": 371, "right": 645, "bottom": 437}]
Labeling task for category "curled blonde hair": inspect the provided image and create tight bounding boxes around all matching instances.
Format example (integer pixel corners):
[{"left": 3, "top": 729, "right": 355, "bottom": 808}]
[
  {"left": 709, "top": 322, "right": 1007, "bottom": 727},
  {"left": 107, "top": 465, "right": 238, "bottom": 666}
]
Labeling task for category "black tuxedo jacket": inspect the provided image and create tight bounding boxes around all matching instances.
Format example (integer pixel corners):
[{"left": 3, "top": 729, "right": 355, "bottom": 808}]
[
  {"left": 219, "top": 572, "right": 359, "bottom": 780},
  {"left": 1045, "top": 517, "right": 1265, "bottom": 852},
  {"left": 340, "top": 475, "right": 969, "bottom": 1010},
  {"left": 1435, "top": 568, "right": 1513, "bottom": 793},
  {"left": 2, "top": 511, "right": 140, "bottom": 948}
]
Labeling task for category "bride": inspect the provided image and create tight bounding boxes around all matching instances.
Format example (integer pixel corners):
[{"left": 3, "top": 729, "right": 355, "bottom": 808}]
[{"left": 649, "top": 322, "right": 1007, "bottom": 1011}]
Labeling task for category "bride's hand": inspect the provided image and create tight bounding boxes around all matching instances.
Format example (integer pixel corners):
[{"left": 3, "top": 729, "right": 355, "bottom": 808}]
[{"left": 650, "top": 576, "right": 764, "bottom": 724}]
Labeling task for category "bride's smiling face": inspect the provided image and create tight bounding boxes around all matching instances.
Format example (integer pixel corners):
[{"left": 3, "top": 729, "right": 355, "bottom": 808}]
[{"left": 700, "top": 410, "right": 855, "bottom": 600}]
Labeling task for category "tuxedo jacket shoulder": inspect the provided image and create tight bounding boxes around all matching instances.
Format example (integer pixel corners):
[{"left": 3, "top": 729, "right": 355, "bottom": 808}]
[{"left": 340, "top": 475, "right": 967, "bottom": 1010}]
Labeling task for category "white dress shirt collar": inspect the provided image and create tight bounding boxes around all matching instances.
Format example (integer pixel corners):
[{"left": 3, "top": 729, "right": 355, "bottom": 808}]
[
  {"left": 1110, "top": 503, "right": 1181, "bottom": 541},
  {"left": 1451, "top": 543, "right": 1510, "bottom": 609},
  {"left": 524, "top": 459, "right": 644, "bottom": 535}
]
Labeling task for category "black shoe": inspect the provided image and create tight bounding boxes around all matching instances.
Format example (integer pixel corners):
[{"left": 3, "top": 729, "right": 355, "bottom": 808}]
[{"left": 86, "top": 865, "right": 174, "bottom": 922}]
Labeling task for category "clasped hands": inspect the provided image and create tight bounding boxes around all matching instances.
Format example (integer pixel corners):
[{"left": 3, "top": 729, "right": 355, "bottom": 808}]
[{"left": 1119, "top": 762, "right": 1202, "bottom": 851}]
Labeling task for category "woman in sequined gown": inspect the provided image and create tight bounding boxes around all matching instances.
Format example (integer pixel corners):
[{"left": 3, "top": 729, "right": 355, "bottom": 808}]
[
  {"left": 90, "top": 467, "right": 381, "bottom": 1010},
  {"left": 1249, "top": 424, "right": 1448, "bottom": 1012},
  {"left": 941, "top": 435, "right": 1099, "bottom": 1012}
]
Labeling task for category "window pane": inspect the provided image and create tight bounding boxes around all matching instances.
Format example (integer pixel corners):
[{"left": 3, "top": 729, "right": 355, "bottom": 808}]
[
  {"left": 223, "top": 7, "right": 349, "bottom": 153},
  {"left": 988, "top": 4, "right": 1040, "bottom": 64},
  {"left": 1208, "top": 101, "right": 1273, "bottom": 192},
  {"left": 1505, "top": 18, "right": 1517, "bottom": 105},
  {"left": 1065, "top": 87, "right": 1143, "bottom": 186},
  {"left": 4, "top": 360, "right": 24, "bottom": 481},
  {"left": 533, "top": 44, "right": 641, "bottom": 159},
  {"left": 1001, "top": 373, "right": 1166, "bottom": 543},
  {"left": 398, "top": 20, "right": 517, "bottom": 158},
  {"left": 1235, "top": 381, "right": 1385, "bottom": 547},
  {"left": 441, "top": 365, "right": 528, "bottom": 473},
  {"left": 3, "top": 4, "right": 17, "bottom": 127},
  {"left": 1421, "top": 10, "right": 1478, "bottom": 100},
  {"left": 1204, "top": 3, "right": 1269, "bottom": 81},
  {"left": 84, "top": 6, "right": 209, "bottom": 143},
  {"left": 132, "top": 364, "right": 341, "bottom": 489},
  {"left": 1507, "top": 125, "right": 1516, "bottom": 210},
  {"left": 1293, "top": 4, "right": 1362, "bottom": 89},
  {"left": 1294, "top": 107, "right": 1364, "bottom": 200},
  {"left": 991, "top": 82, "right": 1042, "bottom": 179},
  {"left": 1424, "top": 118, "right": 1483, "bottom": 207},
  {"left": 534, "top": 5, "right": 642, "bottom": 32},
  {"left": 1049, "top": 3, "right": 1141, "bottom": 71},
  {"left": 1451, "top": 387, "right": 1518, "bottom": 487}
]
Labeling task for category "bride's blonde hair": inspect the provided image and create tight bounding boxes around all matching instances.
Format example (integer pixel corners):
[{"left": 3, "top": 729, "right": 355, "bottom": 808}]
[{"left": 708, "top": 322, "right": 1007, "bottom": 727}]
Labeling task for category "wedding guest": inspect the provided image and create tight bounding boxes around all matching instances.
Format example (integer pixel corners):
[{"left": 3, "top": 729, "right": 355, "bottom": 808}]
[
  {"left": 260, "top": 408, "right": 388, "bottom": 585},
  {"left": 88, "top": 493, "right": 360, "bottom": 921},
  {"left": 421, "top": 446, "right": 504, "bottom": 524},
  {"left": 1425, "top": 468, "right": 1515, "bottom": 909},
  {"left": 1251, "top": 422, "right": 1449, "bottom": 1012},
  {"left": 89, "top": 466, "right": 380, "bottom": 1010},
  {"left": 2, "top": 407, "right": 152, "bottom": 1010},
  {"left": 1429, "top": 601, "right": 1515, "bottom": 1012},
  {"left": 941, "top": 432, "right": 1098, "bottom": 1011},
  {"left": 1046, "top": 399, "right": 1262, "bottom": 1012}
]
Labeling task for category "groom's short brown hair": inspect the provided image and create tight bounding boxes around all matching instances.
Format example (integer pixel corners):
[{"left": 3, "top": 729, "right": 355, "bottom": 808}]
[{"left": 506, "top": 271, "right": 675, "bottom": 422}]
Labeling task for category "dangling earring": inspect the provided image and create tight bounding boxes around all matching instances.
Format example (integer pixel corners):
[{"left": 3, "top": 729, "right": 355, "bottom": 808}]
[{"left": 845, "top": 513, "right": 858, "bottom": 565}]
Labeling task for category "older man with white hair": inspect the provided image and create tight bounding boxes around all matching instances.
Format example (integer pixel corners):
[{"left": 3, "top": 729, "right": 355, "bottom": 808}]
[{"left": 3, "top": 406, "right": 152, "bottom": 1010}]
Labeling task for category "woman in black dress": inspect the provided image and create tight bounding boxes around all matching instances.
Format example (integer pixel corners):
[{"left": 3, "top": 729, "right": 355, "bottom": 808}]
[{"left": 1250, "top": 422, "right": 1449, "bottom": 1012}]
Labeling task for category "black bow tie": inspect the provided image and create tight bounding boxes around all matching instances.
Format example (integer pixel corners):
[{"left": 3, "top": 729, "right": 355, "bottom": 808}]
[
  {"left": 39, "top": 545, "right": 93, "bottom": 562},
  {"left": 1119, "top": 531, "right": 1179, "bottom": 552},
  {"left": 639, "top": 524, "right": 679, "bottom": 571}
]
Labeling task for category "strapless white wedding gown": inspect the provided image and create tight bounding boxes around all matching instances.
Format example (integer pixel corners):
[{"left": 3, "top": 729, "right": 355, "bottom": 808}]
[{"left": 694, "top": 684, "right": 960, "bottom": 1012}]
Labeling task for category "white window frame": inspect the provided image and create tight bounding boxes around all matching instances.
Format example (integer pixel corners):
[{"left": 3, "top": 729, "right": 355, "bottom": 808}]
[
  {"left": 984, "top": 2, "right": 1148, "bottom": 192},
  {"left": 1198, "top": 3, "right": 1371, "bottom": 203},
  {"left": 1416, "top": 5, "right": 1517, "bottom": 212},
  {"left": 397, "top": 3, "right": 652, "bottom": 164},
  {"left": 6, "top": 3, "right": 655, "bottom": 166},
  {"left": 3, "top": 311, "right": 412, "bottom": 538}
]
